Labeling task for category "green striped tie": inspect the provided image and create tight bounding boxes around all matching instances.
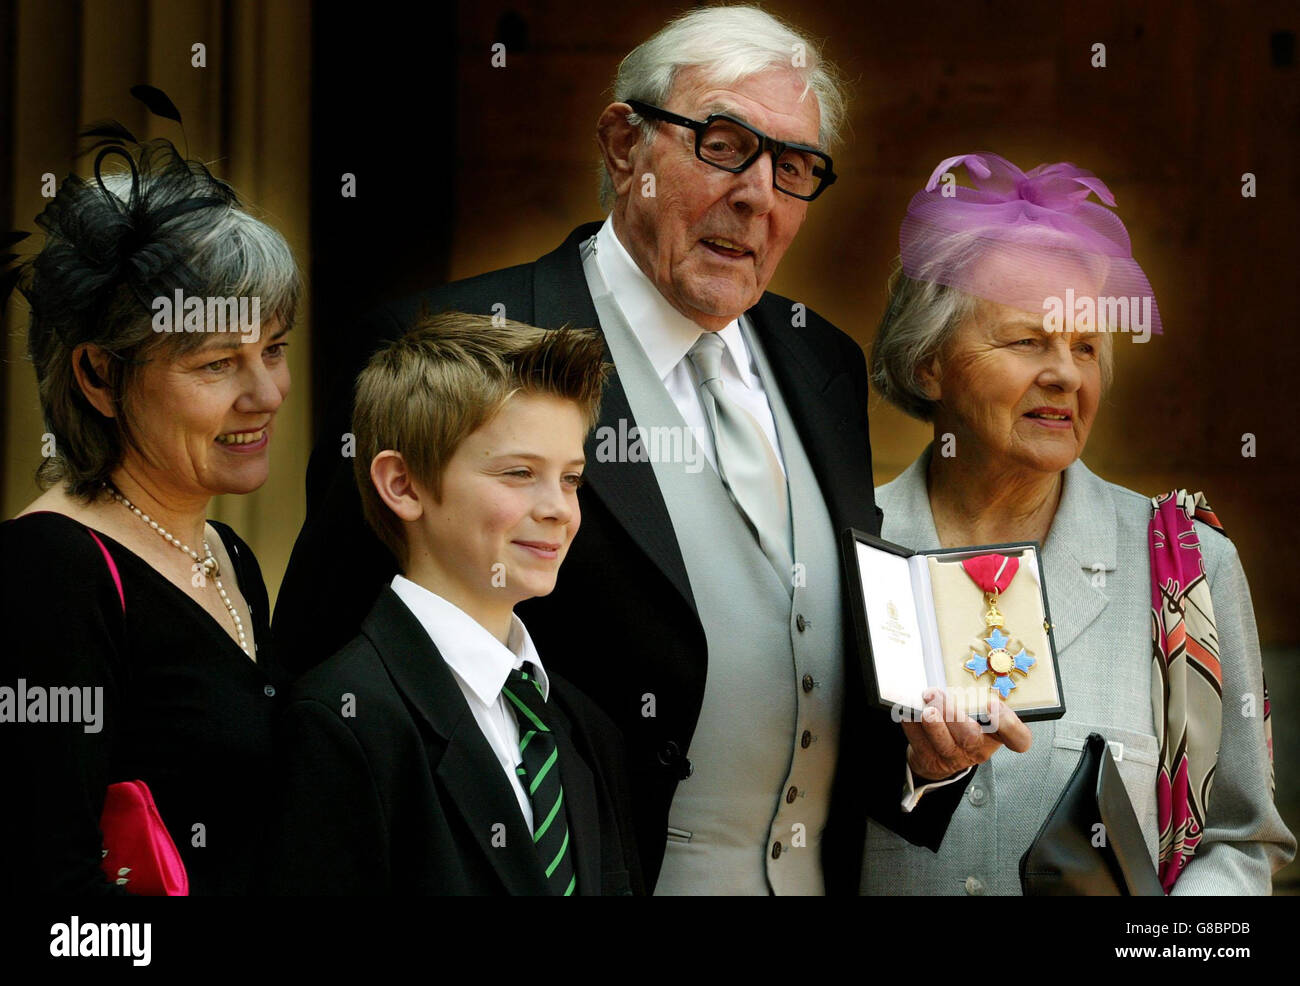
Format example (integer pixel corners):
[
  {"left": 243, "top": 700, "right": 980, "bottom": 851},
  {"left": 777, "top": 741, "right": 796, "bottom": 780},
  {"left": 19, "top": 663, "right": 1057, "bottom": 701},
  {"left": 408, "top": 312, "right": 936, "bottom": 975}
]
[{"left": 503, "top": 664, "right": 577, "bottom": 896}]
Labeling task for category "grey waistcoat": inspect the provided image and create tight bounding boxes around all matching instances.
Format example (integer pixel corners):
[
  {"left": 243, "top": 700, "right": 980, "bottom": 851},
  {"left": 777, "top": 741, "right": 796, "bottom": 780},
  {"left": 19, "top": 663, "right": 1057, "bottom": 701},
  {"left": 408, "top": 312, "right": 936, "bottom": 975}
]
[{"left": 581, "top": 237, "right": 843, "bottom": 895}]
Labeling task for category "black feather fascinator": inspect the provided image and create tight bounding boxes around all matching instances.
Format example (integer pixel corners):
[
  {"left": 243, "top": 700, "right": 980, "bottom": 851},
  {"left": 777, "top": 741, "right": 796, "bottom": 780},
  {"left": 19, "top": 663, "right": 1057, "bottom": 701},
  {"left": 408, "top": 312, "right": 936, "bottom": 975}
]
[{"left": 3, "top": 86, "right": 239, "bottom": 348}]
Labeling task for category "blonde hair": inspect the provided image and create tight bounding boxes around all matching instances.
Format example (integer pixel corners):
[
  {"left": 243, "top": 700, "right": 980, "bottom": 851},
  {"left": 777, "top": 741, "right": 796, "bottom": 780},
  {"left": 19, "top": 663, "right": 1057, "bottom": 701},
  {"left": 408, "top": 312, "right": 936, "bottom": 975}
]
[{"left": 352, "top": 311, "right": 610, "bottom": 567}]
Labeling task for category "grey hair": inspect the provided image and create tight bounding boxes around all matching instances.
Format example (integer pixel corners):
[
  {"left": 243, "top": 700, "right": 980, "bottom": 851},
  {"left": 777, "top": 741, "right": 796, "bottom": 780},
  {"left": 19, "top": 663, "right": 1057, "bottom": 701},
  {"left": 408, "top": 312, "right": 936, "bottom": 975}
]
[
  {"left": 94, "top": 168, "right": 301, "bottom": 350},
  {"left": 24, "top": 145, "right": 301, "bottom": 500},
  {"left": 870, "top": 262, "right": 980, "bottom": 422},
  {"left": 871, "top": 236, "right": 1115, "bottom": 422},
  {"left": 597, "top": 4, "right": 848, "bottom": 211}
]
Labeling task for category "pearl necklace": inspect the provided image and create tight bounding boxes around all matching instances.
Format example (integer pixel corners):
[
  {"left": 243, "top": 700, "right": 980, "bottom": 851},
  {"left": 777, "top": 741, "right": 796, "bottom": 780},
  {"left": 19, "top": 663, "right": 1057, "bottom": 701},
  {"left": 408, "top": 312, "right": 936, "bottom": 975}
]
[{"left": 105, "top": 484, "right": 249, "bottom": 656}]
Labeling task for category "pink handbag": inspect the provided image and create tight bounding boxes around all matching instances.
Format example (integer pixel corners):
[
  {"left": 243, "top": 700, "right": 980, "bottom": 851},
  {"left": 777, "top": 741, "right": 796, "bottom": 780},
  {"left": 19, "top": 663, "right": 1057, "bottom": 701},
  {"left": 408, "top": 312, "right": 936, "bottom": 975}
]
[
  {"left": 99, "top": 779, "right": 190, "bottom": 895},
  {"left": 85, "top": 527, "right": 191, "bottom": 896}
]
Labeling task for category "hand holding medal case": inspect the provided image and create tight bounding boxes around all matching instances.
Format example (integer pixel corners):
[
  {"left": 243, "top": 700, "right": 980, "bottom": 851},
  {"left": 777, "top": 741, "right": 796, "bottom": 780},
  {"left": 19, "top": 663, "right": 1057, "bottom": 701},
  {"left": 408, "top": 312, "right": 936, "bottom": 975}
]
[{"left": 841, "top": 529, "right": 1066, "bottom": 723}]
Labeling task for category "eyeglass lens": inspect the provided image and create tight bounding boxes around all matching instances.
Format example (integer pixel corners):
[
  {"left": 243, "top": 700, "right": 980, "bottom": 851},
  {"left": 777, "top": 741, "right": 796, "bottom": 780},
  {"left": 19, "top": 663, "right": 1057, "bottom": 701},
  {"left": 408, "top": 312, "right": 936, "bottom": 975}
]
[{"left": 698, "top": 118, "right": 824, "bottom": 197}]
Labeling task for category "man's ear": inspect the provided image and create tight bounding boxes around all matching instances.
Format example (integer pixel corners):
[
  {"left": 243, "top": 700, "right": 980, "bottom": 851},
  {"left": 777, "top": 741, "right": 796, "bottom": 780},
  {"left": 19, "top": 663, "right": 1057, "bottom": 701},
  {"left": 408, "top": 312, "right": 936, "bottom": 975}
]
[
  {"left": 596, "top": 102, "right": 643, "bottom": 201},
  {"left": 70, "top": 343, "right": 118, "bottom": 418},
  {"left": 370, "top": 451, "right": 424, "bottom": 522}
]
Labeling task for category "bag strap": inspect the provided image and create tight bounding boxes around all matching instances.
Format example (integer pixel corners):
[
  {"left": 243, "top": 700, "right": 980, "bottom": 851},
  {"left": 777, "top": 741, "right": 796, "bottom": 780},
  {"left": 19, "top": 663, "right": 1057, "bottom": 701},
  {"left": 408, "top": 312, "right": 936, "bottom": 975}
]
[{"left": 84, "top": 528, "right": 126, "bottom": 615}]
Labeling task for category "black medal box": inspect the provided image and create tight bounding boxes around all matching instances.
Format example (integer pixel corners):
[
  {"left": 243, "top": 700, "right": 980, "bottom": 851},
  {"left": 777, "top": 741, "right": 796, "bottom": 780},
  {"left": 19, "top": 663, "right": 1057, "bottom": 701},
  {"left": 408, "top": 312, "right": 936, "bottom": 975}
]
[{"left": 842, "top": 528, "right": 1067, "bottom": 724}]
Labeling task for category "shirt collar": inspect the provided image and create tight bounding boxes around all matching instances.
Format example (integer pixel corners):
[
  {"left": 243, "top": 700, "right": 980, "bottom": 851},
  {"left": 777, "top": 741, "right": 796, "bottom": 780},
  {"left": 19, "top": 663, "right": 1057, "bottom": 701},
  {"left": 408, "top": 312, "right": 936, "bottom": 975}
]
[
  {"left": 389, "top": 574, "right": 550, "bottom": 705},
  {"left": 594, "top": 215, "right": 757, "bottom": 389}
]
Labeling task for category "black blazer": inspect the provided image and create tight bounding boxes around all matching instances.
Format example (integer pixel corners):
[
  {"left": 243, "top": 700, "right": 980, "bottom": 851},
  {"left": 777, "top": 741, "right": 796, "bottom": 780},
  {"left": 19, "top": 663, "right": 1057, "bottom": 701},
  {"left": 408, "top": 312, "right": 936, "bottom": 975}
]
[
  {"left": 273, "top": 222, "right": 973, "bottom": 893},
  {"left": 267, "top": 587, "right": 642, "bottom": 895}
]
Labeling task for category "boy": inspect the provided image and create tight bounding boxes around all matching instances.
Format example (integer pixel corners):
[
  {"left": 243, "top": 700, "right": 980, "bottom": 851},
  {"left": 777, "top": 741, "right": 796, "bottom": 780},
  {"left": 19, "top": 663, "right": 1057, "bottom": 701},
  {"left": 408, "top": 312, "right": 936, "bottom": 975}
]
[{"left": 269, "top": 312, "right": 640, "bottom": 895}]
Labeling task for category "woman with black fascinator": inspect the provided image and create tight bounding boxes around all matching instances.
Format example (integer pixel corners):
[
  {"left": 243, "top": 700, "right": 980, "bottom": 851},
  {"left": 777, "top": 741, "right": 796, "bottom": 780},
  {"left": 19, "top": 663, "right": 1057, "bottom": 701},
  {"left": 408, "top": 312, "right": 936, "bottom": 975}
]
[{"left": 0, "top": 112, "right": 301, "bottom": 894}]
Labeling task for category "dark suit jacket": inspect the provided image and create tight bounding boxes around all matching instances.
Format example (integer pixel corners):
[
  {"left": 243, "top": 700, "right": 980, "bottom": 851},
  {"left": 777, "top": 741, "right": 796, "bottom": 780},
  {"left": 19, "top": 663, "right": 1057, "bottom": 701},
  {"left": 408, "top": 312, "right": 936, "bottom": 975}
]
[
  {"left": 268, "top": 587, "right": 643, "bottom": 895},
  {"left": 273, "top": 221, "right": 973, "bottom": 893}
]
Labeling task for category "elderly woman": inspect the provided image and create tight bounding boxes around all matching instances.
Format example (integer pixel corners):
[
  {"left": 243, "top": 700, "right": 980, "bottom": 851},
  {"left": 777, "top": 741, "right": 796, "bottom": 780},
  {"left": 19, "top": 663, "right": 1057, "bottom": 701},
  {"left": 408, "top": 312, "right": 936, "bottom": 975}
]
[
  {"left": 863, "top": 152, "right": 1294, "bottom": 895},
  {"left": 0, "top": 133, "right": 299, "bottom": 894}
]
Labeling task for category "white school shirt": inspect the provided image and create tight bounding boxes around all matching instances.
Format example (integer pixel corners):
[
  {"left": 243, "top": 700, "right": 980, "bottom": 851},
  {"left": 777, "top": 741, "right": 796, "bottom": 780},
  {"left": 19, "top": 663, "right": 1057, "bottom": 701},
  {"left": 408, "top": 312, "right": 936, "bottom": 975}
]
[{"left": 389, "top": 575, "right": 550, "bottom": 831}]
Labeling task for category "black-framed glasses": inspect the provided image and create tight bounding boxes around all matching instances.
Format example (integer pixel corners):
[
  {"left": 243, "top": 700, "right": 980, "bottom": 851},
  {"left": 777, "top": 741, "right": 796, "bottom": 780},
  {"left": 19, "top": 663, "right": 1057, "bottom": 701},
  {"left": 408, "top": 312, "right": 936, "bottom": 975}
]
[{"left": 626, "top": 99, "right": 837, "bottom": 202}]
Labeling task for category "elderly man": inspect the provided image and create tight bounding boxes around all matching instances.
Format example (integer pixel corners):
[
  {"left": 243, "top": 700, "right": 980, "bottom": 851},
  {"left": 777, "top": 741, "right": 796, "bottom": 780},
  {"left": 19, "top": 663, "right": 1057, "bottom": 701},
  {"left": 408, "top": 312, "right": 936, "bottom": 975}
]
[{"left": 274, "top": 4, "right": 1030, "bottom": 895}]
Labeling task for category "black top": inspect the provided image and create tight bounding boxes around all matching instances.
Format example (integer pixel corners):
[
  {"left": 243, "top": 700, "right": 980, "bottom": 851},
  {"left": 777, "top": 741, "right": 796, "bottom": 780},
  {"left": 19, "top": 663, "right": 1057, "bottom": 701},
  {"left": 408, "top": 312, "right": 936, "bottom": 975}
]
[
  {"left": 267, "top": 587, "right": 643, "bottom": 895},
  {"left": 0, "top": 510, "right": 285, "bottom": 895}
]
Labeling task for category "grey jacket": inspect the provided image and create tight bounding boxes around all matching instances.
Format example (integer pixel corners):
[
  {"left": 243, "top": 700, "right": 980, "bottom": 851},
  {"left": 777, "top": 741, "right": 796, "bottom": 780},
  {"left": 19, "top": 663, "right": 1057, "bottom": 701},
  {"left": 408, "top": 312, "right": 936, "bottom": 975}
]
[{"left": 862, "top": 447, "right": 1295, "bottom": 895}]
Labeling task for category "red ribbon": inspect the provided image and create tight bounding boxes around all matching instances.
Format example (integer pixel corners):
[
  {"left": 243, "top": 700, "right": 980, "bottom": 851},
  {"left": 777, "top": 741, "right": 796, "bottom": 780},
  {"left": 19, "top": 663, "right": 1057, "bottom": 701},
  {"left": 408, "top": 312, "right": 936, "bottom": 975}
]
[{"left": 961, "top": 553, "right": 1019, "bottom": 594}]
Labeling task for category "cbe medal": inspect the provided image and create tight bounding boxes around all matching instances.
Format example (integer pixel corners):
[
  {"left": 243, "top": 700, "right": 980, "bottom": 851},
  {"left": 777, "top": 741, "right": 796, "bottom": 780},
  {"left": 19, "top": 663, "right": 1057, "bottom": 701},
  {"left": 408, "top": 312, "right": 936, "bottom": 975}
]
[{"left": 961, "top": 554, "right": 1035, "bottom": 699}]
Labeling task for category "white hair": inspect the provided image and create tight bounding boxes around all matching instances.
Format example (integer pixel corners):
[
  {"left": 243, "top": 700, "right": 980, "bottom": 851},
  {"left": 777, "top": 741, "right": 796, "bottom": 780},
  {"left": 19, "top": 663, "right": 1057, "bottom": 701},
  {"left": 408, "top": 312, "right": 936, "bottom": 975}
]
[
  {"left": 871, "top": 231, "right": 1116, "bottom": 422},
  {"left": 597, "top": 4, "right": 848, "bottom": 210}
]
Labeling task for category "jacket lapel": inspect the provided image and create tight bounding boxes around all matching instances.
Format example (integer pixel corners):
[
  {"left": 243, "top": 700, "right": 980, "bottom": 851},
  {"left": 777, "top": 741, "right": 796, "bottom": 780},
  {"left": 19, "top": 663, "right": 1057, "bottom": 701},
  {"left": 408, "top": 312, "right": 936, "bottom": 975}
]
[
  {"left": 532, "top": 223, "right": 697, "bottom": 618},
  {"left": 1039, "top": 459, "right": 1116, "bottom": 655},
  {"left": 876, "top": 447, "right": 943, "bottom": 552},
  {"left": 544, "top": 699, "right": 603, "bottom": 895},
  {"left": 748, "top": 299, "right": 877, "bottom": 534},
  {"left": 361, "top": 589, "right": 549, "bottom": 895}
]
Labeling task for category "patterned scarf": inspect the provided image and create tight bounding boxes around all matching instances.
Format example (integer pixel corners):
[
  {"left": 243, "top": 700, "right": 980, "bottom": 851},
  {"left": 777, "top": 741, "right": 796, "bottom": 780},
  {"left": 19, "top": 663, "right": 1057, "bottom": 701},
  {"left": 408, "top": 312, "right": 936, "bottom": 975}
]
[{"left": 1148, "top": 490, "right": 1274, "bottom": 892}]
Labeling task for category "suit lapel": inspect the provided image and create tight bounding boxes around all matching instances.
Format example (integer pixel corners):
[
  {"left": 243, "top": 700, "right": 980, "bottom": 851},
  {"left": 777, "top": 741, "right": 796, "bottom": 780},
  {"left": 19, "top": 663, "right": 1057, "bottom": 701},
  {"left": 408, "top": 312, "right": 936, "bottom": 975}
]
[
  {"left": 545, "top": 699, "right": 603, "bottom": 895},
  {"left": 435, "top": 722, "right": 550, "bottom": 895},
  {"left": 531, "top": 223, "right": 605, "bottom": 331},
  {"left": 532, "top": 223, "right": 697, "bottom": 618},
  {"left": 361, "top": 589, "right": 548, "bottom": 895},
  {"left": 747, "top": 299, "right": 876, "bottom": 534}
]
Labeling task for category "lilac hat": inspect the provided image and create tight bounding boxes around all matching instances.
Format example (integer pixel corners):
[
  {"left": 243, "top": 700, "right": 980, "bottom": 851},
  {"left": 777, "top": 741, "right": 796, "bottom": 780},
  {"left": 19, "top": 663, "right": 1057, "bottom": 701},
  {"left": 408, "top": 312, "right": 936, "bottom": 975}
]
[{"left": 899, "top": 152, "right": 1162, "bottom": 335}]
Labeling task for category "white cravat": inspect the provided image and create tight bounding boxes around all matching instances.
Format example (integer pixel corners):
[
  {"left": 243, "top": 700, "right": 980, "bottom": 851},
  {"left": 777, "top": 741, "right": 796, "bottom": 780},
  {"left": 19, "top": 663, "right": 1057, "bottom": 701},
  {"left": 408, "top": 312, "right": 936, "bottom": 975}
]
[
  {"left": 389, "top": 575, "right": 550, "bottom": 831},
  {"left": 592, "top": 215, "right": 786, "bottom": 478}
]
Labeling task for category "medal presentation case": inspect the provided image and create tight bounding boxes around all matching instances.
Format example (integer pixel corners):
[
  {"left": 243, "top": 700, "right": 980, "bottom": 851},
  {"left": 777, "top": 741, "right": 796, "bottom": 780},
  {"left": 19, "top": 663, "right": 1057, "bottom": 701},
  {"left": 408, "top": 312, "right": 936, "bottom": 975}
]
[{"left": 842, "top": 529, "right": 1066, "bottom": 724}]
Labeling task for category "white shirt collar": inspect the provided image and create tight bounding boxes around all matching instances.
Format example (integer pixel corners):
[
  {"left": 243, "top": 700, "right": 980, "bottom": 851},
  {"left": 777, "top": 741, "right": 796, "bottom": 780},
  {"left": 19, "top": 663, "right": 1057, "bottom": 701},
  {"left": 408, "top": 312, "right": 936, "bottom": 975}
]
[
  {"left": 389, "top": 574, "right": 549, "bottom": 705},
  {"left": 594, "top": 215, "right": 758, "bottom": 389}
]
